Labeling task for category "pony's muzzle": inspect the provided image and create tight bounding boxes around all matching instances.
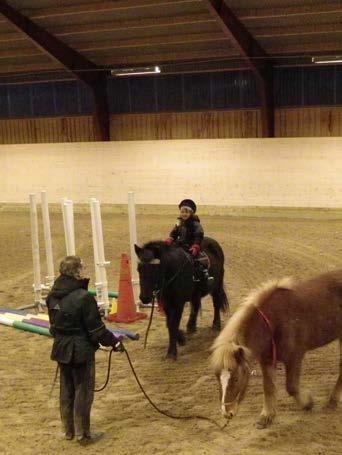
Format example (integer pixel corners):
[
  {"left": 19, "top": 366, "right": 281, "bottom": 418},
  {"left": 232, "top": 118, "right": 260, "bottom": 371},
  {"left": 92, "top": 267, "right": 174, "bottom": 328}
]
[{"left": 221, "top": 404, "right": 235, "bottom": 419}]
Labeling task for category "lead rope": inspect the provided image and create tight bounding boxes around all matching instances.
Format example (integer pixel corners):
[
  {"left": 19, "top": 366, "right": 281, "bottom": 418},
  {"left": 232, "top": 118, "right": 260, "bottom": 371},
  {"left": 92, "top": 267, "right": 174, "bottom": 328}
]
[
  {"left": 94, "top": 347, "right": 115, "bottom": 392},
  {"left": 90, "top": 345, "right": 228, "bottom": 430},
  {"left": 49, "top": 345, "right": 228, "bottom": 430},
  {"left": 124, "top": 346, "right": 228, "bottom": 430}
]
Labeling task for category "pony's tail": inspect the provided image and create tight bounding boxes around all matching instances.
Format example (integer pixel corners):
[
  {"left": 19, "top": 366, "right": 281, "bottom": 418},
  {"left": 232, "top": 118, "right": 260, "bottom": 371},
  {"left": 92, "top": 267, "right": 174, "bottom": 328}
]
[{"left": 217, "top": 285, "right": 229, "bottom": 313}]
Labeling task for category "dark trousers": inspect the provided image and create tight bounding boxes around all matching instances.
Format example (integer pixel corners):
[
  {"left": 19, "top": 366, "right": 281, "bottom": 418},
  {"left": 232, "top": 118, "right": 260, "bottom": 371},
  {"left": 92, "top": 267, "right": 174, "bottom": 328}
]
[{"left": 59, "top": 360, "right": 95, "bottom": 438}]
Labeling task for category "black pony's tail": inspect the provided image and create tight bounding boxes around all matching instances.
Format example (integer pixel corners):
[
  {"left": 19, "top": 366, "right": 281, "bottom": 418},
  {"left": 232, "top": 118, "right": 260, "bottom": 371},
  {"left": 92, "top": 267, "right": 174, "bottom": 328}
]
[{"left": 217, "top": 284, "right": 229, "bottom": 313}]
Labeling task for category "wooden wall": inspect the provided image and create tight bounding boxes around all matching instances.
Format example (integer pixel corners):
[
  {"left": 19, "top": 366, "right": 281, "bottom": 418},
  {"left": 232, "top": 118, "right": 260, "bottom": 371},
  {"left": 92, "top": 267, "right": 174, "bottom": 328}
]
[
  {"left": 0, "top": 107, "right": 342, "bottom": 143},
  {"left": 0, "top": 116, "right": 96, "bottom": 143},
  {"left": 111, "top": 110, "right": 261, "bottom": 140},
  {"left": 275, "top": 107, "right": 342, "bottom": 137}
]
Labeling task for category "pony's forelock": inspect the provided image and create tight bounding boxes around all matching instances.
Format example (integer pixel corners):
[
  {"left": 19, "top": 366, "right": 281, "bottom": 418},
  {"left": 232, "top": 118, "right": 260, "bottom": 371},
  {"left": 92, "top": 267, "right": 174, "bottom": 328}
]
[
  {"left": 211, "top": 340, "right": 239, "bottom": 373},
  {"left": 211, "top": 277, "right": 295, "bottom": 372}
]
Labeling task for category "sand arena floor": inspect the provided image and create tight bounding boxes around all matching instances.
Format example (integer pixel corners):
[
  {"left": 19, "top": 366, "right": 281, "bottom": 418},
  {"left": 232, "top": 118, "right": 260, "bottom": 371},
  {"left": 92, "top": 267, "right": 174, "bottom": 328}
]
[{"left": 0, "top": 208, "right": 342, "bottom": 455}]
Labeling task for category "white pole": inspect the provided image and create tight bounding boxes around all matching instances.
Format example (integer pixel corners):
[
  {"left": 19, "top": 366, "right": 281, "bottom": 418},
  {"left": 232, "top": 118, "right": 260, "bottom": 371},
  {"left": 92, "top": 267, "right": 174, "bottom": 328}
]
[
  {"left": 61, "top": 198, "right": 75, "bottom": 255},
  {"left": 68, "top": 200, "right": 75, "bottom": 252},
  {"left": 90, "top": 198, "right": 102, "bottom": 286},
  {"left": 66, "top": 200, "right": 76, "bottom": 255},
  {"left": 61, "top": 198, "right": 70, "bottom": 254},
  {"left": 128, "top": 191, "right": 139, "bottom": 307},
  {"left": 40, "top": 191, "right": 55, "bottom": 288},
  {"left": 29, "top": 193, "right": 42, "bottom": 305},
  {"left": 90, "top": 199, "right": 110, "bottom": 313}
]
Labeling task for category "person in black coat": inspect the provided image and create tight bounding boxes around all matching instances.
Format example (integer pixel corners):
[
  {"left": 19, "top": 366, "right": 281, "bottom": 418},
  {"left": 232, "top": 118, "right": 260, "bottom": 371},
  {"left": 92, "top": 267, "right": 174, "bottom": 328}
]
[
  {"left": 165, "top": 199, "right": 212, "bottom": 282},
  {"left": 46, "top": 255, "right": 122, "bottom": 446}
]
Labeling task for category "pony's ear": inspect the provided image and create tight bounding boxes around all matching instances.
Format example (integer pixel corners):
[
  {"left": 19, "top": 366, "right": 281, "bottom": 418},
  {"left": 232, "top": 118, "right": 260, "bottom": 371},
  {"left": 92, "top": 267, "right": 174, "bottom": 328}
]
[
  {"left": 134, "top": 244, "right": 142, "bottom": 257},
  {"left": 233, "top": 345, "right": 249, "bottom": 364}
]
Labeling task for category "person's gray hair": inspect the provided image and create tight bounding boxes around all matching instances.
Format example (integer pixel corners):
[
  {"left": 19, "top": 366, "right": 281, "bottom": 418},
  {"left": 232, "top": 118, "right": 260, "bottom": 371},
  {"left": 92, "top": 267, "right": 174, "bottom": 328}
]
[{"left": 59, "top": 255, "right": 83, "bottom": 278}]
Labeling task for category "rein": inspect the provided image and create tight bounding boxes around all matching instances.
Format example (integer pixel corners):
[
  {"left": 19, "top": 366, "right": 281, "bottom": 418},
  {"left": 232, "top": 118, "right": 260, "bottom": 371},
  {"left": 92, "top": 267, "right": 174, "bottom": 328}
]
[
  {"left": 255, "top": 308, "right": 277, "bottom": 369},
  {"left": 143, "top": 291, "right": 157, "bottom": 349},
  {"left": 161, "top": 249, "right": 192, "bottom": 289}
]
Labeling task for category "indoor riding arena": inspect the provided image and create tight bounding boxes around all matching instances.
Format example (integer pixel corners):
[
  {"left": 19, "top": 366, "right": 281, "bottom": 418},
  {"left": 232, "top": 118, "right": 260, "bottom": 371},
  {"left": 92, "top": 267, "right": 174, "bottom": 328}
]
[{"left": 0, "top": 2, "right": 342, "bottom": 455}]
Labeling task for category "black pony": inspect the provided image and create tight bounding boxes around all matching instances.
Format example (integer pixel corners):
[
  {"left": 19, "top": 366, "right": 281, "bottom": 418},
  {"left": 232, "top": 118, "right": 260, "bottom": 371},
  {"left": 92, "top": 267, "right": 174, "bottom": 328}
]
[{"left": 134, "top": 237, "right": 229, "bottom": 359}]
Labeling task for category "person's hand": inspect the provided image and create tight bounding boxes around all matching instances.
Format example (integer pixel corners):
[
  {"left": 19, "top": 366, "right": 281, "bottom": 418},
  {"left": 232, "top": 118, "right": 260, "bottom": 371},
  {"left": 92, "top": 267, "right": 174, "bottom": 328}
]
[
  {"left": 165, "top": 237, "right": 173, "bottom": 245},
  {"left": 189, "top": 244, "right": 200, "bottom": 256},
  {"left": 113, "top": 337, "right": 124, "bottom": 352}
]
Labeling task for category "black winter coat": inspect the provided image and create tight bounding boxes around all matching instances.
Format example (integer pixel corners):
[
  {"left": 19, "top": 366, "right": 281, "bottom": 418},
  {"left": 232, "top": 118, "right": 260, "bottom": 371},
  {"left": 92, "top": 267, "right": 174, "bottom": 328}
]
[
  {"left": 169, "top": 215, "right": 204, "bottom": 248},
  {"left": 46, "top": 275, "right": 115, "bottom": 364}
]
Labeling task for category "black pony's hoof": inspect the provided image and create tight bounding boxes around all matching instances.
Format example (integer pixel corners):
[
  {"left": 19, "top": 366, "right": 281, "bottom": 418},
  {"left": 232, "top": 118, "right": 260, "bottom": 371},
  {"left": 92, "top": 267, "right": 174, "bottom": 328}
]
[
  {"left": 212, "top": 323, "right": 221, "bottom": 332},
  {"left": 177, "top": 330, "right": 186, "bottom": 346},
  {"left": 187, "top": 324, "right": 197, "bottom": 334},
  {"left": 325, "top": 398, "right": 338, "bottom": 410},
  {"left": 165, "top": 352, "right": 177, "bottom": 361}
]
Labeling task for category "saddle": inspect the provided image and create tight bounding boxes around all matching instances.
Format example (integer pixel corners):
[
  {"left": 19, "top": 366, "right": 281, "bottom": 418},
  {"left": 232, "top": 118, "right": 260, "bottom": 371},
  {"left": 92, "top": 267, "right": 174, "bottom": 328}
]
[
  {"left": 195, "top": 251, "right": 210, "bottom": 269},
  {"left": 186, "top": 250, "right": 211, "bottom": 283},
  {"left": 181, "top": 247, "right": 210, "bottom": 268}
]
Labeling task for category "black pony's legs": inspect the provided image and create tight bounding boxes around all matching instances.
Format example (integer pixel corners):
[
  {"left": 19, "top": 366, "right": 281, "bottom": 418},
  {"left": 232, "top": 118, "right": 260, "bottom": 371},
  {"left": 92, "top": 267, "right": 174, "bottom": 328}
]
[
  {"left": 166, "top": 303, "right": 184, "bottom": 360},
  {"left": 187, "top": 292, "right": 201, "bottom": 333},
  {"left": 211, "top": 285, "right": 228, "bottom": 331}
]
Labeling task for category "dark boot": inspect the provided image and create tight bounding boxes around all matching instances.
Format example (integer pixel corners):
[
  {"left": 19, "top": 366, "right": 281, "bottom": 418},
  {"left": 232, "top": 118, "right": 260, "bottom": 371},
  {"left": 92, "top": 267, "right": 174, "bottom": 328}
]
[
  {"left": 77, "top": 432, "right": 104, "bottom": 446},
  {"left": 64, "top": 431, "right": 74, "bottom": 440}
]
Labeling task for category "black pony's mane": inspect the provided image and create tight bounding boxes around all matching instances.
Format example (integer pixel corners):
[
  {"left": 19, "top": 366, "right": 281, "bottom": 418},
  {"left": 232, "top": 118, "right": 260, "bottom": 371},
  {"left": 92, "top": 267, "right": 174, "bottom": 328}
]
[
  {"left": 141, "top": 240, "right": 174, "bottom": 260},
  {"left": 142, "top": 240, "right": 165, "bottom": 250},
  {"left": 141, "top": 237, "right": 224, "bottom": 262}
]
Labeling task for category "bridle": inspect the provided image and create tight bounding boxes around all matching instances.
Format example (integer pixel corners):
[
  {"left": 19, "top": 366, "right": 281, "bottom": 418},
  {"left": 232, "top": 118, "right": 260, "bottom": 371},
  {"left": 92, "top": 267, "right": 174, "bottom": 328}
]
[
  {"left": 256, "top": 308, "right": 277, "bottom": 368},
  {"left": 140, "top": 248, "right": 192, "bottom": 298},
  {"left": 140, "top": 249, "right": 192, "bottom": 349}
]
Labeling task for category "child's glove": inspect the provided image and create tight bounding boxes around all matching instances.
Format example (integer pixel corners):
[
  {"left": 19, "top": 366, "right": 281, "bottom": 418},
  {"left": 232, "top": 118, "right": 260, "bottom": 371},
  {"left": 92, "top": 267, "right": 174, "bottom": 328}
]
[
  {"left": 189, "top": 244, "right": 200, "bottom": 256},
  {"left": 165, "top": 237, "right": 173, "bottom": 245}
]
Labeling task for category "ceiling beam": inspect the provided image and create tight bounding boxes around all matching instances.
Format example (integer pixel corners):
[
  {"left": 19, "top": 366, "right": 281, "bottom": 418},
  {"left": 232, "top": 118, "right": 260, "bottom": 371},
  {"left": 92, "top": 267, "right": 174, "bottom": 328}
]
[
  {"left": 0, "top": 1, "right": 110, "bottom": 141},
  {"left": 204, "top": 0, "right": 268, "bottom": 71},
  {"left": 236, "top": 3, "right": 342, "bottom": 20},
  {"left": 204, "top": 0, "right": 274, "bottom": 137}
]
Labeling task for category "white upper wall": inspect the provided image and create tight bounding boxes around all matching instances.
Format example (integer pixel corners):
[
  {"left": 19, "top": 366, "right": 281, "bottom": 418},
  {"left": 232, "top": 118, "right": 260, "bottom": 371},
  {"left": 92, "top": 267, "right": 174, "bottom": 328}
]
[{"left": 1, "top": 137, "right": 341, "bottom": 207}]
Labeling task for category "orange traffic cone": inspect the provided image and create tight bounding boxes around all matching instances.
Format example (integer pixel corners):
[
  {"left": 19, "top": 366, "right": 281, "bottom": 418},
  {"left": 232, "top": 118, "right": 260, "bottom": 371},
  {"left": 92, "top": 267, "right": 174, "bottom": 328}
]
[{"left": 108, "top": 253, "right": 147, "bottom": 323}]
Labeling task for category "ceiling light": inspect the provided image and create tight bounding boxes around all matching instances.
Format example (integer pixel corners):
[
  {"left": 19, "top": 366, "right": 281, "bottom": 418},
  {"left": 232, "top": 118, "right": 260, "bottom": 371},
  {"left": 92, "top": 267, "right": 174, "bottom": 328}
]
[
  {"left": 312, "top": 56, "right": 342, "bottom": 64},
  {"left": 111, "top": 66, "right": 161, "bottom": 76}
]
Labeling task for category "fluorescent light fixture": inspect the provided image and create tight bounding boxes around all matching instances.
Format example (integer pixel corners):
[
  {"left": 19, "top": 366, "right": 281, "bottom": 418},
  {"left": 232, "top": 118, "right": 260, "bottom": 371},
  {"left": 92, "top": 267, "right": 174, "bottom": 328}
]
[
  {"left": 312, "top": 56, "right": 342, "bottom": 64},
  {"left": 111, "top": 66, "right": 161, "bottom": 76}
]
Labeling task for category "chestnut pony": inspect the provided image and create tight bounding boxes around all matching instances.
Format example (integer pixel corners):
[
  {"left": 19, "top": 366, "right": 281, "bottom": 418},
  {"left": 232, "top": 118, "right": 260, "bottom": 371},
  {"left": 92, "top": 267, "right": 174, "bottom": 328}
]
[{"left": 211, "top": 270, "right": 342, "bottom": 428}]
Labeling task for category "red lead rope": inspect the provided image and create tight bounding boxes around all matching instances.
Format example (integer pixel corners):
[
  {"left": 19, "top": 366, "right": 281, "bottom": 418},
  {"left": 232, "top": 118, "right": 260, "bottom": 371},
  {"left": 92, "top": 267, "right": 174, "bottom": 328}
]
[{"left": 255, "top": 308, "right": 277, "bottom": 369}]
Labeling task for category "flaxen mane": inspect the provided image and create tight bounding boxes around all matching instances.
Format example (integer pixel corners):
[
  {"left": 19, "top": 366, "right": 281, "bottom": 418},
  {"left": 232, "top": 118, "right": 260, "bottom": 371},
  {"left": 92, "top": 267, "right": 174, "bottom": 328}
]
[{"left": 210, "top": 277, "right": 295, "bottom": 372}]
